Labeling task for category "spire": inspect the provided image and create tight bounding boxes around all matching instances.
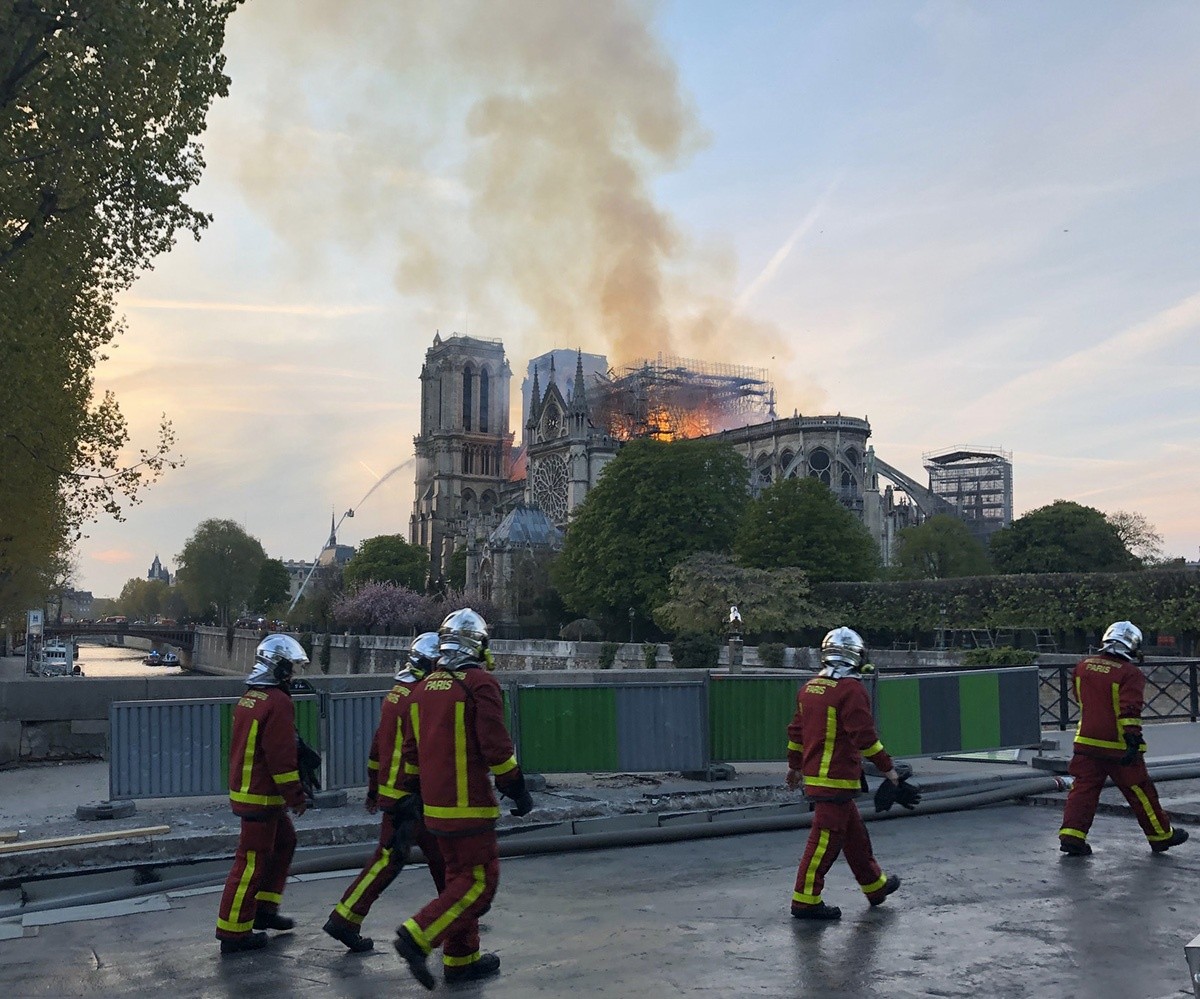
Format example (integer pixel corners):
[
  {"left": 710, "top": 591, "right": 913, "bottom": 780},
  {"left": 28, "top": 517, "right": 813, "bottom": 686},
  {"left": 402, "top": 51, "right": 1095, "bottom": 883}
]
[
  {"left": 327, "top": 511, "right": 337, "bottom": 548},
  {"left": 569, "top": 349, "right": 589, "bottom": 416},
  {"left": 547, "top": 353, "right": 557, "bottom": 388},
  {"left": 527, "top": 365, "right": 541, "bottom": 429}
]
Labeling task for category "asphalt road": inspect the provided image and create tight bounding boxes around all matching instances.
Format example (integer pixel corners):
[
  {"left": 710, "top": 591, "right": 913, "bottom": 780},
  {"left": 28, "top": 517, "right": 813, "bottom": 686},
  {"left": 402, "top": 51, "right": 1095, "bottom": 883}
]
[{"left": 2, "top": 804, "right": 1197, "bottom": 999}]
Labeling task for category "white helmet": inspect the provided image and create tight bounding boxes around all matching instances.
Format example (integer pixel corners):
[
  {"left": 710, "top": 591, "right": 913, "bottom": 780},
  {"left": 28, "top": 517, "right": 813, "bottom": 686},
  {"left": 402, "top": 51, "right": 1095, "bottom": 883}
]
[
  {"left": 399, "top": 632, "right": 440, "bottom": 681},
  {"left": 439, "top": 608, "right": 489, "bottom": 659},
  {"left": 248, "top": 634, "right": 310, "bottom": 686},
  {"left": 821, "top": 627, "right": 866, "bottom": 671},
  {"left": 1100, "top": 621, "right": 1143, "bottom": 661}
]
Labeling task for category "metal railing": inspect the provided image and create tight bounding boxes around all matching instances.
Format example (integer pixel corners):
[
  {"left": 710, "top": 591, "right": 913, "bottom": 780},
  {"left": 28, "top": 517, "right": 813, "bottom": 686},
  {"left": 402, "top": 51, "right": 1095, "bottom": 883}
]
[{"left": 1038, "top": 661, "right": 1200, "bottom": 730}]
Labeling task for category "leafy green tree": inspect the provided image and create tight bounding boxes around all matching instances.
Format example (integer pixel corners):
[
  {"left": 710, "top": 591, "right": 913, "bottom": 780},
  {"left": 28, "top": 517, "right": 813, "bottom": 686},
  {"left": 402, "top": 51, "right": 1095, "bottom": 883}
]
[
  {"left": 990, "top": 501, "right": 1137, "bottom": 574},
  {"left": 653, "top": 552, "right": 825, "bottom": 636},
  {"left": 734, "top": 477, "right": 878, "bottom": 583},
  {"left": 343, "top": 535, "right": 428, "bottom": 592},
  {"left": 117, "top": 577, "right": 171, "bottom": 621},
  {"left": 251, "top": 558, "right": 292, "bottom": 614},
  {"left": 0, "top": 2, "right": 240, "bottom": 626},
  {"left": 552, "top": 439, "right": 749, "bottom": 632},
  {"left": 891, "top": 515, "right": 992, "bottom": 580},
  {"left": 175, "top": 519, "right": 266, "bottom": 625},
  {"left": 447, "top": 546, "right": 467, "bottom": 591}
]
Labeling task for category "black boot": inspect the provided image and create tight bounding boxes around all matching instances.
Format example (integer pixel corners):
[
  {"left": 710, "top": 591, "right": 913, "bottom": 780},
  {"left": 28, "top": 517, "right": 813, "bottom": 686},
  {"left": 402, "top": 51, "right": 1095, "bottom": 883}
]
[
  {"left": 323, "top": 916, "right": 374, "bottom": 953},
  {"left": 254, "top": 911, "right": 295, "bottom": 931},
  {"left": 791, "top": 902, "right": 841, "bottom": 921},
  {"left": 1151, "top": 827, "right": 1189, "bottom": 853},
  {"left": 1059, "top": 838, "right": 1092, "bottom": 856},
  {"left": 444, "top": 952, "right": 501, "bottom": 984},
  {"left": 393, "top": 925, "right": 436, "bottom": 991},
  {"left": 867, "top": 874, "right": 901, "bottom": 907},
  {"left": 220, "top": 931, "right": 268, "bottom": 955}
]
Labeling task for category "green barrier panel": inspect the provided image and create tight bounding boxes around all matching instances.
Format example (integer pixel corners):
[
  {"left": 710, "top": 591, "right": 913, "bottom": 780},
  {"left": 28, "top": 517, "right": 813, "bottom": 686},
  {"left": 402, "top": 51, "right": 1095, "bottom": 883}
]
[
  {"left": 875, "top": 677, "right": 923, "bottom": 757},
  {"left": 516, "top": 687, "right": 619, "bottom": 772},
  {"left": 219, "top": 696, "right": 320, "bottom": 769},
  {"left": 708, "top": 677, "right": 803, "bottom": 762},
  {"left": 958, "top": 671, "right": 1002, "bottom": 751}
]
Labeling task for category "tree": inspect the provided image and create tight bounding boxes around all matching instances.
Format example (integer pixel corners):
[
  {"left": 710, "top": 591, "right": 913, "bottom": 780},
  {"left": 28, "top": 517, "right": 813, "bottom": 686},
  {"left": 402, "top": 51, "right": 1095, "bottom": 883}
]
[
  {"left": 990, "top": 501, "right": 1137, "bottom": 575},
  {"left": 0, "top": 2, "right": 241, "bottom": 626},
  {"left": 891, "top": 515, "right": 993, "bottom": 580},
  {"left": 653, "top": 552, "right": 826, "bottom": 637},
  {"left": 552, "top": 438, "right": 749, "bottom": 632},
  {"left": 333, "top": 583, "right": 435, "bottom": 635},
  {"left": 734, "top": 477, "right": 879, "bottom": 583},
  {"left": 1107, "top": 510, "right": 1165, "bottom": 566},
  {"left": 175, "top": 519, "right": 266, "bottom": 625},
  {"left": 343, "top": 535, "right": 428, "bottom": 592},
  {"left": 117, "top": 577, "right": 170, "bottom": 621},
  {"left": 447, "top": 546, "right": 468, "bottom": 591},
  {"left": 251, "top": 559, "right": 292, "bottom": 614}
]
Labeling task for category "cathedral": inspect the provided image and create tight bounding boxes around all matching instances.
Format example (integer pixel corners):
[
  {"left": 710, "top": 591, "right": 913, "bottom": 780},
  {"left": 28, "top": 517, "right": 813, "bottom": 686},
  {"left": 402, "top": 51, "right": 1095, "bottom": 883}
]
[{"left": 409, "top": 332, "right": 1009, "bottom": 627}]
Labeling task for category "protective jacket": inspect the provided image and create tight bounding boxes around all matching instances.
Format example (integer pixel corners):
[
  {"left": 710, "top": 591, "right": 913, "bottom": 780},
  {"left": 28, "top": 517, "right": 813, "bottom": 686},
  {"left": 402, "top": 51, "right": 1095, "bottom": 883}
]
[
  {"left": 402, "top": 660, "right": 523, "bottom": 834},
  {"left": 787, "top": 674, "right": 892, "bottom": 799},
  {"left": 227, "top": 685, "right": 306, "bottom": 816},
  {"left": 1071, "top": 652, "right": 1146, "bottom": 759},
  {"left": 368, "top": 679, "right": 419, "bottom": 807}
]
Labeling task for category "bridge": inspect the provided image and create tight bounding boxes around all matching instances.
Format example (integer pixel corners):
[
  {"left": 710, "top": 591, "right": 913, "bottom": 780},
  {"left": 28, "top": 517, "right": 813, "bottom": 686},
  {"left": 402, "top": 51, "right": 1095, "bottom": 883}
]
[{"left": 43, "top": 622, "right": 196, "bottom": 653}]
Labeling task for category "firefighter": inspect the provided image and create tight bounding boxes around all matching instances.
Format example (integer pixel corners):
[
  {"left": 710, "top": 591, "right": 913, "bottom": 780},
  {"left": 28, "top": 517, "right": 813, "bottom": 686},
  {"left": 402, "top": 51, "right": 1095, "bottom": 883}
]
[
  {"left": 323, "top": 632, "right": 447, "bottom": 952},
  {"left": 215, "top": 634, "right": 310, "bottom": 954},
  {"left": 1059, "top": 620, "right": 1188, "bottom": 856},
  {"left": 786, "top": 627, "right": 902, "bottom": 920},
  {"left": 392, "top": 609, "right": 534, "bottom": 990}
]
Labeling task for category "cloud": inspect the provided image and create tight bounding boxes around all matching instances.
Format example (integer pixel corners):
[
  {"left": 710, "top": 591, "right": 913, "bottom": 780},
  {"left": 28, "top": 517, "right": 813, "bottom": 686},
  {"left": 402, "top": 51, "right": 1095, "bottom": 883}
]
[
  {"left": 90, "top": 549, "right": 136, "bottom": 565},
  {"left": 122, "top": 297, "right": 382, "bottom": 318}
]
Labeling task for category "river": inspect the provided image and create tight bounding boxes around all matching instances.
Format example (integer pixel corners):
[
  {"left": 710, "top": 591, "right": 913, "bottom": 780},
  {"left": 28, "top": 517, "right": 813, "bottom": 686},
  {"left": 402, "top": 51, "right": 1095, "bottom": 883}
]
[{"left": 71, "top": 642, "right": 186, "bottom": 678}]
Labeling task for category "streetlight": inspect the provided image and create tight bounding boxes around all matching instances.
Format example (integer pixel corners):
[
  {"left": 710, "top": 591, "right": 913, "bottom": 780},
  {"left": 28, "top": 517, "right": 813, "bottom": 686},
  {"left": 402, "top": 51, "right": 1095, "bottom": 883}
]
[{"left": 628, "top": 607, "right": 635, "bottom": 644}]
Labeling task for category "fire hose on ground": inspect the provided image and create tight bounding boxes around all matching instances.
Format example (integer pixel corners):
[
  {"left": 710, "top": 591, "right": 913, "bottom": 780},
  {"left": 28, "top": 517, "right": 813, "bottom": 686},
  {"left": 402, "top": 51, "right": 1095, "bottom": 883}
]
[{"left": 5, "top": 763, "right": 1200, "bottom": 921}]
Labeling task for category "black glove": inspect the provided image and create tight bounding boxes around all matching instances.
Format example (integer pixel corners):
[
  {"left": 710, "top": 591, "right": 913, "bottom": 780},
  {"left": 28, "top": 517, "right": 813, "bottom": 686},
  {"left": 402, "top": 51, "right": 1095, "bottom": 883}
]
[
  {"left": 389, "top": 795, "right": 422, "bottom": 855},
  {"left": 874, "top": 776, "right": 922, "bottom": 813},
  {"left": 1119, "top": 732, "right": 1142, "bottom": 766},
  {"left": 296, "top": 734, "right": 322, "bottom": 794},
  {"left": 500, "top": 774, "right": 534, "bottom": 817},
  {"left": 874, "top": 779, "right": 898, "bottom": 813}
]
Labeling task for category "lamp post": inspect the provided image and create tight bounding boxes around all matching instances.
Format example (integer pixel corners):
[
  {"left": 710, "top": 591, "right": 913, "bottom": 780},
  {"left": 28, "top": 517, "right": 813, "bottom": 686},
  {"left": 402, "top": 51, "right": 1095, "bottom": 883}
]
[{"left": 628, "top": 607, "right": 635, "bottom": 644}]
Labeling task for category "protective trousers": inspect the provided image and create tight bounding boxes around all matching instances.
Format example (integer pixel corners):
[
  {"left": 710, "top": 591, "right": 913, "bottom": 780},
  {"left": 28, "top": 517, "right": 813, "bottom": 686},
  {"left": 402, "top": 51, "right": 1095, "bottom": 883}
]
[
  {"left": 792, "top": 800, "right": 888, "bottom": 909},
  {"left": 328, "top": 811, "right": 447, "bottom": 932},
  {"left": 216, "top": 810, "right": 296, "bottom": 939},
  {"left": 1060, "top": 753, "right": 1174, "bottom": 847},
  {"left": 401, "top": 830, "right": 500, "bottom": 972}
]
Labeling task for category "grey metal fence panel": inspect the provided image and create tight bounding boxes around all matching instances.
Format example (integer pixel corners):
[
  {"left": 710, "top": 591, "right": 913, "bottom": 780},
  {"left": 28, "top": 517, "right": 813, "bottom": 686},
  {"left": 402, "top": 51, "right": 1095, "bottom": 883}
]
[
  {"left": 327, "top": 691, "right": 386, "bottom": 790},
  {"left": 615, "top": 682, "right": 709, "bottom": 772},
  {"left": 109, "top": 698, "right": 225, "bottom": 800}
]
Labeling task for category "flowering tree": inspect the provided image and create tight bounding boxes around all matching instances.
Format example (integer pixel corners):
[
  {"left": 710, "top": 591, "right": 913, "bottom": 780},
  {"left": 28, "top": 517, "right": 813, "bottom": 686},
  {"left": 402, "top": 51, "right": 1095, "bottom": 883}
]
[{"left": 332, "top": 583, "right": 435, "bottom": 635}]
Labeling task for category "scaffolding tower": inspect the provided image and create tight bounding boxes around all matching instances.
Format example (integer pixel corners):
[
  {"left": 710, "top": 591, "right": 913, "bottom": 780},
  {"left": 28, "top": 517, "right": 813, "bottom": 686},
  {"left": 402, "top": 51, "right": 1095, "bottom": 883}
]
[
  {"left": 922, "top": 446, "right": 1013, "bottom": 542},
  {"left": 592, "top": 354, "right": 773, "bottom": 441}
]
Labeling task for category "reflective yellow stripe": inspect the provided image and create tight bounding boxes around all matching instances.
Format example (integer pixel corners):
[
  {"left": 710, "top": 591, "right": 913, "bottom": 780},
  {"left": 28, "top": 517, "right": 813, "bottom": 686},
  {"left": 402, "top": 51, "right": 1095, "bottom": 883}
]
[
  {"left": 227, "top": 849, "right": 256, "bottom": 930},
  {"left": 377, "top": 785, "right": 411, "bottom": 800},
  {"left": 1148, "top": 827, "right": 1175, "bottom": 843},
  {"left": 455, "top": 701, "right": 468, "bottom": 808},
  {"left": 386, "top": 718, "right": 405, "bottom": 792},
  {"left": 1073, "top": 676, "right": 1082, "bottom": 740},
  {"left": 1117, "top": 717, "right": 1140, "bottom": 729},
  {"left": 786, "top": 740, "right": 803, "bottom": 753},
  {"left": 1074, "top": 735, "right": 1125, "bottom": 751},
  {"left": 229, "top": 790, "right": 286, "bottom": 805},
  {"left": 402, "top": 917, "right": 432, "bottom": 954},
  {"left": 792, "top": 890, "right": 821, "bottom": 905},
  {"left": 1130, "top": 786, "right": 1168, "bottom": 838},
  {"left": 444, "top": 951, "right": 481, "bottom": 968},
  {"left": 818, "top": 707, "right": 837, "bottom": 782},
  {"left": 216, "top": 915, "right": 254, "bottom": 933},
  {"left": 490, "top": 754, "right": 518, "bottom": 776},
  {"left": 240, "top": 720, "right": 258, "bottom": 794},
  {"left": 411, "top": 703, "right": 420, "bottom": 744},
  {"left": 338, "top": 847, "right": 393, "bottom": 919},
  {"left": 863, "top": 740, "right": 884, "bottom": 758},
  {"left": 255, "top": 891, "right": 282, "bottom": 904},
  {"left": 860, "top": 874, "right": 887, "bottom": 895},
  {"left": 803, "top": 776, "right": 862, "bottom": 790},
  {"left": 272, "top": 770, "right": 300, "bottom": 785},
  {"left": 1059, "top": 827, "right": 1087, "bottom": 840},
  {"left": 404, "top": 762, "right": 420, "bottom": 775},
  {"left": 423, "top": 804, "right": 500, "bottom": 820},
  {"left": 334, "top": 905, "right": 365, "bottom": 925},
  {"left": 803, "top": 829, "right": 830, "bottom": 899},
  {"left": 426, "top": 864, "right": 487, "bottom": 941},
  {"left": 367, "top": 760, "right": 380, "bottom": 771}
]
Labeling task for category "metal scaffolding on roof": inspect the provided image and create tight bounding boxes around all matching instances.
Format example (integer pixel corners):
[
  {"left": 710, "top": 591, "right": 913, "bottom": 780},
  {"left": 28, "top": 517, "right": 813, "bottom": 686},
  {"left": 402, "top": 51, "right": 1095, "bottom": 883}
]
[{"left": 922, "top": 445, "right": 1014, "bottom": 537}]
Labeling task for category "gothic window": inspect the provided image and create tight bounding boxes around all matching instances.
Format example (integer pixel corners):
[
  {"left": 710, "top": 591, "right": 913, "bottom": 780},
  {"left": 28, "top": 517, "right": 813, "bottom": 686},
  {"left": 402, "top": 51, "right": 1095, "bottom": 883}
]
[
  {"left": 480, "top": 558, "right": 493, "bottom": 602},
  {"left": 808, "top": 447, "right": 832, "bottom": 486},
  {"left": 844, "top": 446, "right": 859, "bottom": 469},
  {"left": 532, "top": 454, "right": 569, "bottom": 525},
  {"left": 463, "top": 447, "right": 474, "bottom": 474},
  {"left": 780, "top": 449, "right": 795, "bottom": 476},
  {"left": 755, "top": 452, "right": 772, "bottom": 487},
  {"left": 479, "top": 368, "right": 490, "bottom": 433},
  {"left": 542, "top": 403, "right": 561, "bottom": 441},
  {"left": 461, "top": 489, "right": 477, "bottom": 516},
  {"left": 481, "top": 448, "right": 491, "bottom": 476},
  {"left": 462, "top": 365, "right": 474, "bottom": 431},
  {"left": 480, "top": 490, "right": 497, "bottom": 516}
]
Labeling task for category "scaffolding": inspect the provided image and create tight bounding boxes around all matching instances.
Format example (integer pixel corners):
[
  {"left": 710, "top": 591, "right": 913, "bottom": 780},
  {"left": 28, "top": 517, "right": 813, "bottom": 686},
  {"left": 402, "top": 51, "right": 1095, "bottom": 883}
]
[
  {"left": 591, "top": 354, "right": 774, "bottom": 441},
  {"left": 922, "top": 446, "right": 1013, "bottom": 540}
]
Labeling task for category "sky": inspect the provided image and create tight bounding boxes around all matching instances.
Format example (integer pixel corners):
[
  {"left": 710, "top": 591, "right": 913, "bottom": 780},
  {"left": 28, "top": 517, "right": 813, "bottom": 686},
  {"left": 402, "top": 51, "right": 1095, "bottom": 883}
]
[{"left": 78, "top": 0, "right": 1200, "bottom": 597}]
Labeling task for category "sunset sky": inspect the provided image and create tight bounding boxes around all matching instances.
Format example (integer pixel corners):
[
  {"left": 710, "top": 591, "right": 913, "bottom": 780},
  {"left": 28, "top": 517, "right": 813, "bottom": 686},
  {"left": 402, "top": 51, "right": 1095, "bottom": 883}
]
[{"left": 79, "top": 0, "right": 1200, "bottom": 597}]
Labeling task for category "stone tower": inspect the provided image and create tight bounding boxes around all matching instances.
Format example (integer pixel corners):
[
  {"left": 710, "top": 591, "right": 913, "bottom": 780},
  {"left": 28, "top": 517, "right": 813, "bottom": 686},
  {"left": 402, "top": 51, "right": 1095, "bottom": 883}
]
[{"left": 410, "top": 333, "right": 513, "bottom": 583}]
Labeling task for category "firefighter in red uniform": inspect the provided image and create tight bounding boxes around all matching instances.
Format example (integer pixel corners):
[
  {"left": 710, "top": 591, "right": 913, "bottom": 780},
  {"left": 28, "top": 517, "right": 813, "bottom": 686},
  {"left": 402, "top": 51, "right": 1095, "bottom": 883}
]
[
  {"left": 1059, "top": 620, "right": 1188, "bottom": 856},
  {"left": 323, "top": 632, "right": 447, "bottom": 952},
  {"left": 392, "top": 609, "right": 534, "bottom": 989},
  {"left": 786, "top": 627, "right": 902, "bottom": 920},
  {"left": 216, "top": 634, "right": 310, "bottom": 954}
]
